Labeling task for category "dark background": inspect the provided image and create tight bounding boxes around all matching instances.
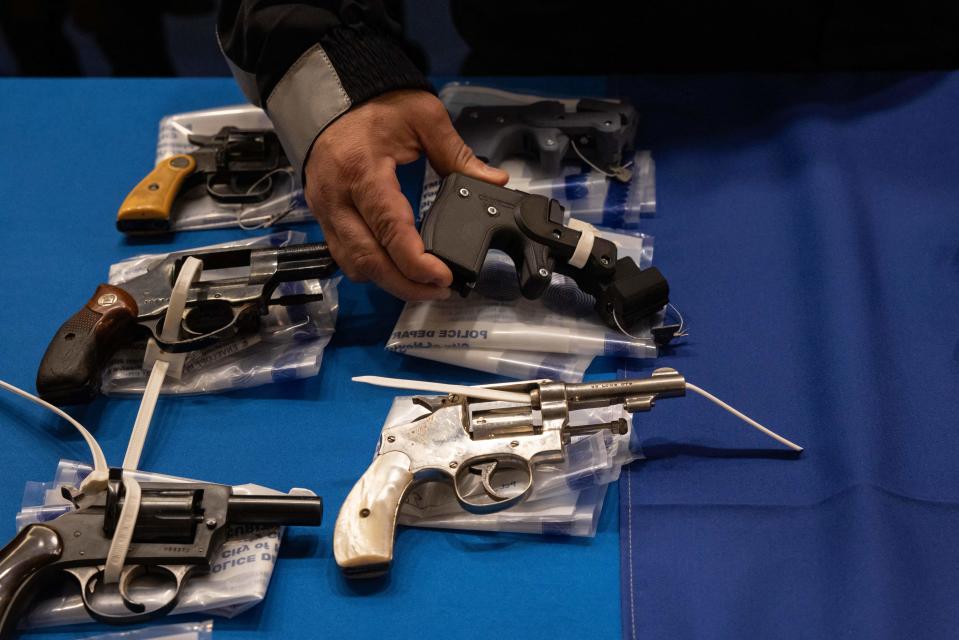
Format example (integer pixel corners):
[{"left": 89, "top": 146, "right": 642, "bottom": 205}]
[{"left": 2, "top": 1, "right": 957, "bottom": 77}]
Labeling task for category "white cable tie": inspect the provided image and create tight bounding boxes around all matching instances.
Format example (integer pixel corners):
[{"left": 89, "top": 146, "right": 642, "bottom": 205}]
[
  {"left": 237, "top": 167, "right": 297, "bottom": 230},
  {"left": 103, "top": 477, "right": 141, "bottom": 584},
  {"left": 686, "top": 382, "right": 803, "bottom": 452},
  {"left": 122, "top": 360, "right": 170, "bottom": 470},
  {"left": 0, "top": 379, "right": 109, "bottom": 497},
  {"left": 124, "top": 256, "right": 203, "bottom": 470},
  {"left": 566, "top": 218, "right": 597, "bottom": 269},
  {"left": 352, "top": 376, "right": 531, "bottom": 404},
  {"left": 570, "top": 139, "right": 633, "bottom": 181},
  {"left": 611, "top": 307, "right": 652, "bottom": 343}
]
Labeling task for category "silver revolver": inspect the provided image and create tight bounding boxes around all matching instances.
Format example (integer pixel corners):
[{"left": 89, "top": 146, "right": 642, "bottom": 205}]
[{"left": 333, "top": 368, "right": 687, "bottom": 578}]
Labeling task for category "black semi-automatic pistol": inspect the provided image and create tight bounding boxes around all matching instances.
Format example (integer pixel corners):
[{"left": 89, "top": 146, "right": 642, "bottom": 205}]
[
  {"left": 36, "top": 242, "right": 336, "bottom": 405},
  {"left": 421, "top": 173, "right": 669, "bottom": 334},
  {"left": 117, "top": 127, "right": 290, "bottom": 234},
  {"left": 0, "top": 469, "right": 322, "bottom": 636},
  {"left": 453, "top": 99, "right": 637, "bottom": 178}
]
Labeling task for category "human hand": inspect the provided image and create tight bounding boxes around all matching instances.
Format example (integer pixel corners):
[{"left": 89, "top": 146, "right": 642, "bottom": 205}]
[{"left": 304, "top": 89, "right": 509, "bottom": 301}]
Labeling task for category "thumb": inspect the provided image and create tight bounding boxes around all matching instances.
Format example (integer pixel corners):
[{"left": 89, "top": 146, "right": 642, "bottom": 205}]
[{"left": 416, "top": 113, "right": 509, "bottom": 185}]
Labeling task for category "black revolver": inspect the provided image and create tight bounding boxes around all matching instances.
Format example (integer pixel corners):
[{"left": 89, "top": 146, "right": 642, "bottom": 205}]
[
  {"left": 36, "top": 242, "right": 337, "bottom": 405},
  {"left": 117, "top": 127, "right": 290, "bottom": 234},
  {"left": 421, "top": 173, "right": 669, "bottom": 334},
  {"left": 453, "top": 99, "right": 637, "bottom": 178},
  {"left": 0, "top": 469, "right": 322, "bottom": 636}
]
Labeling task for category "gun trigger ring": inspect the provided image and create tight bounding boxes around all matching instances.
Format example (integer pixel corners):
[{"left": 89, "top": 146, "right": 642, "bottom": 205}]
[
  {"left": 475, "top": 461, "right": 507, "bottom": 502},
  {"left": 118, "top": 565, "right": 148, "bottom": 613}
]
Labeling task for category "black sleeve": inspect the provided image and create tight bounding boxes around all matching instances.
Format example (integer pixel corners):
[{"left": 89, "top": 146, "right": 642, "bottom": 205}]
[{"left": 217, "top": 0, "right": 430, "bottom": 175}]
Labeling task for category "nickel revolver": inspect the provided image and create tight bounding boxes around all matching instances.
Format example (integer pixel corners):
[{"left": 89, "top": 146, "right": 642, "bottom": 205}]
[{"left": 333, "top": 368, "right": 687, "bottom": 578}]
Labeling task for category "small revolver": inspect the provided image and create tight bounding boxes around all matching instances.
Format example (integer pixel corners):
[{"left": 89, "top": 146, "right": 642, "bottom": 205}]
[
  {"left": 36, "top": 242, "right": 336, "bottom": 405},
  {"left": 333, "top": 368, "right": 687, "bottom": 578},
  {"left": 453, "top": 99, "right": 637, "bottom": 178},
  {"left": 117, "top": 127, "right": 290, "bottom": 234},
  {"left": 421, "top": 173, "right": 669, "bottom": 335},
  {"left": 0, "top": 469, "right": 322, "bottom": 636}
]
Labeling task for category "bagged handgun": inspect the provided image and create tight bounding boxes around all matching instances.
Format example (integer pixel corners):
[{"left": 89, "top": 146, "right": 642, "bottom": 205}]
[
  {"left": 454, "top": 98, "right": 637, "bottom": 179},
  {"left": 333, "top": 369, "right": 687, "bottom": 577},
  {"left": 36, "top": 233, "right": 338, "bottom": 404},
  {"left": 421, "top": 173, "right": 670, "bottom": 336},
  {"left": 418, "top": 84, "right": 656, "bottom": 228},
  {"left": 2, "top": 466, "right": 322, "bottom": 635},
  {"left": 118, "top": 126, "right": 291, "bottom": 234}
]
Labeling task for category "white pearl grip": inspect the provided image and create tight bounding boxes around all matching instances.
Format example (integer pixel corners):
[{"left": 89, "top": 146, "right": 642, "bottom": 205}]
[{"left": 334, "top": 450, "right": 414, "bottom": 577}]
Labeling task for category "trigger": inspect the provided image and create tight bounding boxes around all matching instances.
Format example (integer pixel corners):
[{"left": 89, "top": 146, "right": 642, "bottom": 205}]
[
  {"left": 517, "top": 244, "right": 554, "bottom": 299},
  {"left": 118, "top": 565, "right": 148, "bottom": 613},
  {"left": 475, "top": 461, "right": 508, "bottom": 503}
]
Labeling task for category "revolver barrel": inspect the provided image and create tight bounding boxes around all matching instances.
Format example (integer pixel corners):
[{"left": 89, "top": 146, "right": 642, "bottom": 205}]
[
  {"left": 227, "top": 495, "right": 323, "bottom": 527},
  {"left": 564, "top": 369, "right": 686, "bottom": 410}
]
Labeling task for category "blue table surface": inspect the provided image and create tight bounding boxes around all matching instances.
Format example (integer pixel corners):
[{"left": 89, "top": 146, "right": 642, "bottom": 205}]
[{"left": 0, "top": 73, "right": 957, "bottom": 638}]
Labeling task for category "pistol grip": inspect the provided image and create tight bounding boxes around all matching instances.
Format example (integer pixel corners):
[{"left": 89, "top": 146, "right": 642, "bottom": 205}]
[
  {"left": 117, "top": 154, "right": 196, "bottom": 234},
  {"left": 36, "top": 284, "right": 139, "bottom": 405},
  {"left": 334, "top": 451, "right": 414, "bottom": 579},
  {"left": 0, "top": 525, "right": 62, "bottom": 638}
]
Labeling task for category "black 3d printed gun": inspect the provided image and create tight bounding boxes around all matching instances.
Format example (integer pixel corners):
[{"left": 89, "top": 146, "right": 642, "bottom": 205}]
[
  {"left": 421, "top": 173, "right": 669, "bottom": 333},
  {"left": 453, "top": 99, "right": 637, "bottom": 179}
]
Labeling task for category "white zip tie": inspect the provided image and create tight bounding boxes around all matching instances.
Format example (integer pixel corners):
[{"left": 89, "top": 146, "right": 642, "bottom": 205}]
[
  {"left": 686, "top": 382, "right": 803, "bottom": 451},
  {"left": 353, "top": 375, "right": 803, "bottom": 452},
  {"left": 103, "top": 477, "right": 141, "bottom": 584},
  {"left": 570, "top": 139, "right": 633, "bottom": 180},
  {"left": 106, "top": 256, "right": 204, "bottom": 584},
  {"left": 0, "top": 379, "right": 109, "bottom": 498},
  {"left": 566, "top": 218, "right": 597, "bottom": 269},
  {"left": 237, "top": 167, "right": 298, "bottom": 230},
  {"left": 352, "top": 376, "right": 531, "bottom": 404},
  {"left": 122, "top": 256, "right": 202, "bottom": 469}
]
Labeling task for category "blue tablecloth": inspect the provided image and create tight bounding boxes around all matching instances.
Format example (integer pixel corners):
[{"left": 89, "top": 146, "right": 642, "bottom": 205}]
[
  {"left": 614, "top": 74, "right": 959, "bottom": 639},
  {"left": 0, "top": 74, "right": 956, "bottom": 639}
]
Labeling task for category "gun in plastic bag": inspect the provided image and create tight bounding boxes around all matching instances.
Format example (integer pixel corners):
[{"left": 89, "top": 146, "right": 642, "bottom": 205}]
[
  {"left": 0, "top": 470, "right": 322, "bottom": 636},
  {"left": 421, "top": 173, "right": 669, "bottom": 336},
  {"left": 117, "top": 127, "right": 290, "bottom": 234},
  {"left": 36, "top": 242, "right": 336, "bottom": 405},
  {"left": 453, "top": 99, "right": 637, "bottom": 179},
  {"left": 333, "top": 369, "right": 687, "bottom": 578}
]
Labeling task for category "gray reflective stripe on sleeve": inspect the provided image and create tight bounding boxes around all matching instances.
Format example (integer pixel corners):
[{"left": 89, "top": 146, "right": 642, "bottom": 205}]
[
  {"left": 265, "top": 43, "right": 352, "bottom": 177},
  {"left": 225, "top": 57, "right": 262, "bottom": 107},
  {"left": 216, "top": 28, "right": 261, "bottom": 107}
]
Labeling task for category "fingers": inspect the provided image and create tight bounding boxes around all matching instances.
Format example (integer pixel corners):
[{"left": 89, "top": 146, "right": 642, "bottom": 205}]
[
  {"left": 415, "top": 102, "right": 509, "bottom": 185},
  {"left": 350, "top": 164, "right": 453, "bottom": 288},
  {"left": 315, "top": 201, "right": 451, "bottom": 302}
]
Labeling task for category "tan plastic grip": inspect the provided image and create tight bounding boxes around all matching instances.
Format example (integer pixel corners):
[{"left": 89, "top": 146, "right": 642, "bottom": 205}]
[
  {"left": 333, "top": 450, "right": 414, "bottom": 578},
  {"left": 117, "top": 154, "right": 196, "bottom": 233}
]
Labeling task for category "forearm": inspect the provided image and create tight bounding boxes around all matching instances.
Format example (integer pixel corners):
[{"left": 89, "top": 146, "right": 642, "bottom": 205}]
[{"left": 216, "top": 0, "right": 430, "bottom": 176}]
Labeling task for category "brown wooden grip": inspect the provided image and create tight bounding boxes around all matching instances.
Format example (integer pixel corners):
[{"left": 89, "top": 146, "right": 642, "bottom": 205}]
[
  {"left": 36, "top": 284, "right": 139, "bottom": 405},
  {"left": 117, "top": 154, "right": 196, "bottom": 234}
]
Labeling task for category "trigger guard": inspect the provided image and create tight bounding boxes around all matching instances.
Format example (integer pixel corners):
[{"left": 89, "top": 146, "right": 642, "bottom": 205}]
[
  {"left": 146, "top": 303, "right": 251, "bottom": 354},
  {"left": 75, "top": 565, "right": 194, "bottom": 625},
  {"left": 454, "top": 457, "right": 534, "bottom": 515}
]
